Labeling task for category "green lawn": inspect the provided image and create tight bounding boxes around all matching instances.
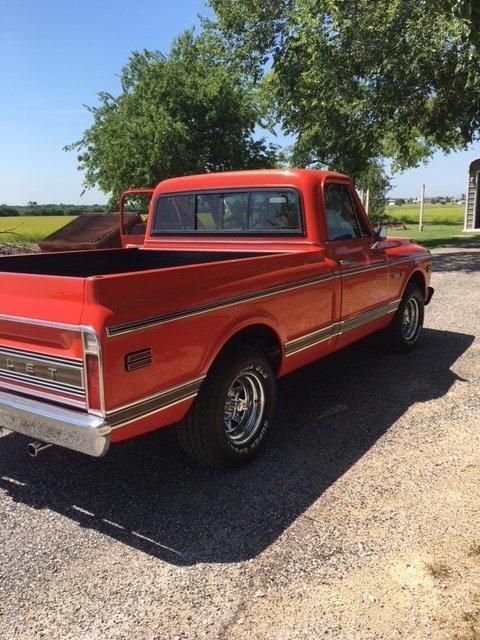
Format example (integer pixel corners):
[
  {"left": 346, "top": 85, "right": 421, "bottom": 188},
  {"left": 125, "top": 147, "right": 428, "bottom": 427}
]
[
  {"left": 386, "top": 202, "right": 464, "bottom": 225},
  {"left": 381, "top": 202, "right": 476, "bottom": 248},
  {"left": 388, "top": 223, "right": 480, "bottom": 248},
  {"left": 0, "top": 215, "right": 76, "bottom": 243}
]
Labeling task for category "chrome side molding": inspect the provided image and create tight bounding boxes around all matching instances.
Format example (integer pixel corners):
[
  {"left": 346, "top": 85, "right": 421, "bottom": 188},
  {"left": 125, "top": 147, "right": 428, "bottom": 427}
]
[
  {"left": 107, "top": 376, "right": 205, "bottom": 429},
  {"left": 284, "top": 299, "right": 401, "bottom": 356}
]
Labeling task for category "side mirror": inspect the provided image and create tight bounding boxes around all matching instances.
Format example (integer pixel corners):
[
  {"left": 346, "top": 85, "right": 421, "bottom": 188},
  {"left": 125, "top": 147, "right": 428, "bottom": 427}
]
[{"left": 373, "top": 225, "right": 387, "bottom": 241}]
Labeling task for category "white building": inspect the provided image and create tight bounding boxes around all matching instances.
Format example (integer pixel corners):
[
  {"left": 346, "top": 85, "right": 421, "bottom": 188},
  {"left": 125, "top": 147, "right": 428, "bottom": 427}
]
[{"left": 465, "top": 158, "right": 480, "bottom": 231}]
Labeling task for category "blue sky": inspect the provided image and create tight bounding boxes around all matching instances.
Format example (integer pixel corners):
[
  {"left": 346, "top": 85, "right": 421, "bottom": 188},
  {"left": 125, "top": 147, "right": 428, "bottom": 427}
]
[{"left": 1, "top": 0, "right": 478, "bottom": 205}]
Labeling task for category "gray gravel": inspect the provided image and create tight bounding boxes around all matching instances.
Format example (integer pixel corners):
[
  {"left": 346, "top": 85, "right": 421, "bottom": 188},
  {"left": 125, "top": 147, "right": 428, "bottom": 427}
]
[{"left": 1, "top": 243, "right": 479, "bottom": 640}]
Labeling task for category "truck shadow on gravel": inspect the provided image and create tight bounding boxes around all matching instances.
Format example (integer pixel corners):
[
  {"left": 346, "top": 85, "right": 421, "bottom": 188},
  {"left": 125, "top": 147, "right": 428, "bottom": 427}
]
[
  {"left": 0, "top": 327, "right": 474, "bottom": 565},
  {"left": 432, "top": 250, "right": 480, "bottom": 273}
]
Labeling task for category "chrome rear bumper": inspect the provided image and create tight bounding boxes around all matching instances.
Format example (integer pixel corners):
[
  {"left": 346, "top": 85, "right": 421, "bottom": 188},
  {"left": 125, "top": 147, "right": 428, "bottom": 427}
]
[{"left": 0, "top": 390, "right": 110, "bottom": 457}]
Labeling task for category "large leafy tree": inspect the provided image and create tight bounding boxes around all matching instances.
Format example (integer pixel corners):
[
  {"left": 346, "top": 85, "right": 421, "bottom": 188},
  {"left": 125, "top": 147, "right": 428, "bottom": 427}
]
[
  {"left": 209, "top": 0, "right": 480, "bottom": 210},
  {"left": 440, "top": 0, "right": 480, "bottom": 49},
  {"left": 66, "top": 31, "right": 278, "bottom": 203}
]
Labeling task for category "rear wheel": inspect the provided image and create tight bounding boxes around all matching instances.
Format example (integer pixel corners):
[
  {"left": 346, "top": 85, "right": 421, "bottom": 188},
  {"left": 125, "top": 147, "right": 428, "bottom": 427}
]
[
  {"left": 177, "top": 344, "right": 276, "bottom": 469},
  {"left": 383, "top": 283, "right": 425, "bottom": 351}
]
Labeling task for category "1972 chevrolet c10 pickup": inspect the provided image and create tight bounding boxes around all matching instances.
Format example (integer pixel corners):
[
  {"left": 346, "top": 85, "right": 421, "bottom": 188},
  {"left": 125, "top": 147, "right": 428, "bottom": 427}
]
[{"left": 0, "top": 169, "right": 433, "bottom": 469}]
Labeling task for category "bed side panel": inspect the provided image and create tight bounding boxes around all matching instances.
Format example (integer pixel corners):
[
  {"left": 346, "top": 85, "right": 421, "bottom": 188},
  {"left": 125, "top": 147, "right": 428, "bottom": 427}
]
[{"left": 85, "top": 250, "right": 334, "bottom": 415}]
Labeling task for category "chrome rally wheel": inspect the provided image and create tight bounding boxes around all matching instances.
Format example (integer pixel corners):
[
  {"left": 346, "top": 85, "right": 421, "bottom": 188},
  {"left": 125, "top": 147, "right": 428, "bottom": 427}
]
[
  {"left": 402, "top": 296, "right": 420, "bottom": 341},
  {"left": 383, "top": 283, "right": 425, "bottom": 352},
  {"left": 224, "top": 371, "right": 265, "bottom": 446}
]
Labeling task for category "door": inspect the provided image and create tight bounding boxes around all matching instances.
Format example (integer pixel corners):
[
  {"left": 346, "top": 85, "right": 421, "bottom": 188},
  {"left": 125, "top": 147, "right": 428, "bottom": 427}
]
[{"left": 323, "top": 181, "right": 389, "bottom": 344}]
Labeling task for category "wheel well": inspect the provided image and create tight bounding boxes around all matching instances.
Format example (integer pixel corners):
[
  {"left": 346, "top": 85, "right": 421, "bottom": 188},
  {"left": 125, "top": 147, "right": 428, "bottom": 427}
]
[
  {"left": 405, "top": 270, "right": 426, "bottom": 297},
  {"left": 214, "top": 324, "right": 283, "bottom": 375}
]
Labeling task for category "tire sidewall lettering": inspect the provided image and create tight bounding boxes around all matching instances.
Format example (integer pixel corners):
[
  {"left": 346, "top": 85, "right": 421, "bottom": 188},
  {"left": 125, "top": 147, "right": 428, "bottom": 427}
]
[
  {"left": 224, "top": 360, "right": 272, "bottom": 456},
  {"left": 237, "top": 362, "right": 270, "bottom": 381}
]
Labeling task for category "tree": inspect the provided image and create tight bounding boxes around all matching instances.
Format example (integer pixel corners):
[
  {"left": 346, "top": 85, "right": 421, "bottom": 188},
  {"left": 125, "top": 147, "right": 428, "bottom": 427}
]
[
  {"left": 208, "top": 0, "right": 480, "bottom": 210},
  {"left": 357, "top": 162, "right": 391, "bottom": 218},
  {"left": 0, "top": 205, "right": 19, "bottom": 217},
  {"left": 66, "top": 31, "right": 278, "bottom": 203},
  {"left": 438, "top": 1, "right": 480, "bottom": 49}
]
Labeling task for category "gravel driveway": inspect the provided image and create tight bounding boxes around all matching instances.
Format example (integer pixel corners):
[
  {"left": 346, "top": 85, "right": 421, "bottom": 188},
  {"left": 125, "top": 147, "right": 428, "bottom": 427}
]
[{"left": 1, "top": 244, "right": 479, "bottom": 640}]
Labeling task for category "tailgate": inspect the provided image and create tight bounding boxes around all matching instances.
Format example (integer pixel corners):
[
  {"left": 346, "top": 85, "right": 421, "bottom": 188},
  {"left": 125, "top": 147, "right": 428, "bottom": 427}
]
[{"left": 0, "top": 272, "right": 87, "bottom": 408}]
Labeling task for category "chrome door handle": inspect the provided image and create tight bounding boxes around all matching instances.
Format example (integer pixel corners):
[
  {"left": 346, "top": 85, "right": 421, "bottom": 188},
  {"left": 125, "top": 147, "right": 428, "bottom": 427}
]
[{"left": 339, "top": 258, "right": 356, "bottom": 265}]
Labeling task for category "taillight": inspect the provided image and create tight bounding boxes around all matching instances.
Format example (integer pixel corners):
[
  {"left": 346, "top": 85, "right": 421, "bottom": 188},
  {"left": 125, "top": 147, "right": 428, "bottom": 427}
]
[
  {"left": 83, "top": 331, "right": 103, "bottom": 414},
  {"left": 86, "top": 353, "right": 101, "bottom": 411}
]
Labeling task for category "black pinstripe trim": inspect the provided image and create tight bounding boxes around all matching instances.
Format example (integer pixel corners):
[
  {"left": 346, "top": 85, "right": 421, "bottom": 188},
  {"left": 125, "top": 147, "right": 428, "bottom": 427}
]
[{"left": 106, "top": 273, "right": 334, "bottom": 337}]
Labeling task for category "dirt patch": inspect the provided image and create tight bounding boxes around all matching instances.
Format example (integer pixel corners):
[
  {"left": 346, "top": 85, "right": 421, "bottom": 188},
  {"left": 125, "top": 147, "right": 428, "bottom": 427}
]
[{"left": 0, "top": 242, "right": 38, "bottom": 255}]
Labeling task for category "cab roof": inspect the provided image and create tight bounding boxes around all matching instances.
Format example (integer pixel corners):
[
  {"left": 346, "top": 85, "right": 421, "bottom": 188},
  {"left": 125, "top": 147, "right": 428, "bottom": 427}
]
[{"left": 154, "top": 168, "right": 349, "bottom": 195}]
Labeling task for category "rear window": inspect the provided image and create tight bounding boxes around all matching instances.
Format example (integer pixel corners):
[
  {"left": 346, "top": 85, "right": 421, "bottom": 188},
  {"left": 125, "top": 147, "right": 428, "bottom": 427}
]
[{"left": 152, "top": 189, "right": 302, "bottom": 235}]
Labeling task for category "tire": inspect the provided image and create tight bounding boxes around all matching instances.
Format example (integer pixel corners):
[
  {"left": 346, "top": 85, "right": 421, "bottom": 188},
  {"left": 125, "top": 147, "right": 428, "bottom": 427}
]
[
  {"left": 383, "top": 283, "right": 425, "bottom": 352},
  {"left": 177, "top": 344, "right": 276, "bottom": 470}
]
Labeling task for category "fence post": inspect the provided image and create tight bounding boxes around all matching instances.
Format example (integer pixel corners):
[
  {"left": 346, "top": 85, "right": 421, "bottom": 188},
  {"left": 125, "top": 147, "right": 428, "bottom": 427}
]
[
  {"left": 365, "top": 188, "right": 370, "bottom": 215},
  {"left": 419, "top": 184, "right": 425, "bottom": 232}
]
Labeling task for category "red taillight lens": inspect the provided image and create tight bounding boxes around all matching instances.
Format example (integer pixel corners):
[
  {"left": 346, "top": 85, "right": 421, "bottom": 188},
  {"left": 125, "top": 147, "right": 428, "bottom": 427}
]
[{"left": 86, "top": 353, "right": 101, "bottom": 411}]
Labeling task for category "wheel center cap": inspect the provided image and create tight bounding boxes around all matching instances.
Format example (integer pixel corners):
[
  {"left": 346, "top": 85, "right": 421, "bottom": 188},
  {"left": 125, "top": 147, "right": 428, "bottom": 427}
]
[{"left": 236, "top": 398, "right": 249, "bottom": 412}]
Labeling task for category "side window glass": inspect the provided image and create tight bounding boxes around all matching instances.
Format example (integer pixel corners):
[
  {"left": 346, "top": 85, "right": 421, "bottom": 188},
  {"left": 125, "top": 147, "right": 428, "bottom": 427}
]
[
  {"left": 349, "top": 192, "right": 371, "bottom": 237},
  {"left": 324, "top": 184, "right": 361, "bottom": 241}
]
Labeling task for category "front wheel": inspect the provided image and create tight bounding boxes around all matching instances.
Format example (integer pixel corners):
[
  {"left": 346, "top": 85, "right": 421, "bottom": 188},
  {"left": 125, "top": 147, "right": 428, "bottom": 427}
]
[
  {"left": 383, "top": 283, "right": 425, "bottom": 352},
  {"left": 177, "top": 344, "right": 276, "bottom": 469}
]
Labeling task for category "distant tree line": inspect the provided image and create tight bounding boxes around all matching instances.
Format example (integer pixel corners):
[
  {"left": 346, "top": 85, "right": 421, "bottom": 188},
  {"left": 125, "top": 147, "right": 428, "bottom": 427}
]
[{"left": 0, "top": 204, "right": 108, "bottom": 217}]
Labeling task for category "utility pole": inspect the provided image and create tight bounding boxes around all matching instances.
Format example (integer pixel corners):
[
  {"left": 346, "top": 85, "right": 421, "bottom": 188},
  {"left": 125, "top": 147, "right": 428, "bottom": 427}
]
[
  {"left": 419, "top": 184, "right": 425, "bottom": 232},
  {"left": 365, "top": 188, "right": 370, "bottom": 216}
]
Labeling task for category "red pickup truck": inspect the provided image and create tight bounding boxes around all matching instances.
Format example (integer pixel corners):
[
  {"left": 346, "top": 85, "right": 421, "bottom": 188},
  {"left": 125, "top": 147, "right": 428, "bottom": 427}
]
[{"left": 0, "top": 169, "right": 433, "bottom": 469}]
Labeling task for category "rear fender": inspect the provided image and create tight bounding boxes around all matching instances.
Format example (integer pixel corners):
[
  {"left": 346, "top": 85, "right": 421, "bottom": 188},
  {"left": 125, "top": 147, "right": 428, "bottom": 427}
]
[{"left": 200, "top": 312, "right": 285, "bottom": 377}]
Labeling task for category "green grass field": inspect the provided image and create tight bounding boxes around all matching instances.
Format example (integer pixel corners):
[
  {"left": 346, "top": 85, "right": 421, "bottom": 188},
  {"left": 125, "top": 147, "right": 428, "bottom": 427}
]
[
  {"left": 0, "top": 216, "right": 76, "bottom": 243},
  {"left": 388, "top": 224, "right": 480, "bottom": 248},
  {"left": 386, "top": 202, "right": 464, "bottom": 225},
  {"left": 384, "top": 203, "right": 480, "bottom": 247}
]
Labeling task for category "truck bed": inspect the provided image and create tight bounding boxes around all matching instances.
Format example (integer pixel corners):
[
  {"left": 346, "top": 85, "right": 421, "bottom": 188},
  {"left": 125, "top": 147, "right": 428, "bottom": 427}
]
[
  {"left": 0, "top": 248, "right": 267, "bottom": 278},
  {"left": 0, "top": 242, "right": 328, "bottom": 415}
]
